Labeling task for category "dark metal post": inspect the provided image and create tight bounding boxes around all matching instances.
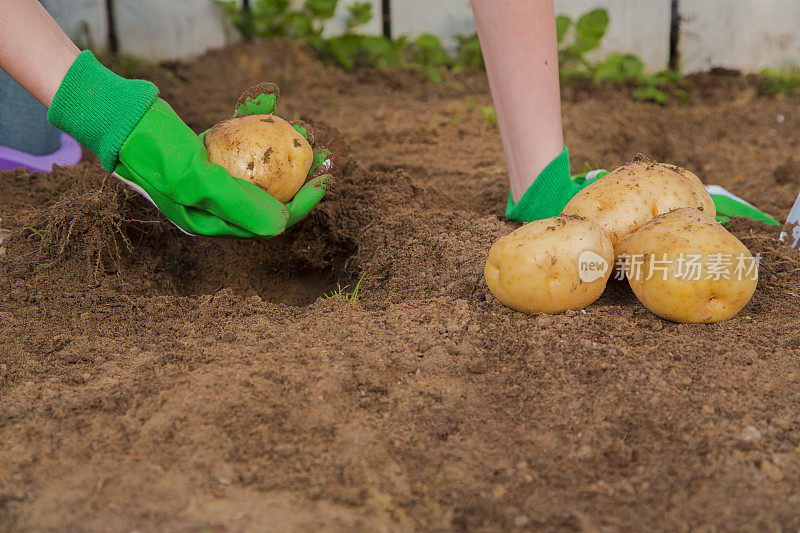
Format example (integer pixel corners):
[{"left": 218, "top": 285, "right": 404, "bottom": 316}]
[
  {"left": 669, "top": 0, "right": 680, "bottom": 71},
  {"left": 382, "top": 0, "right": 391, "bottom": 40},
  {"left": 105, "top": 0, "right": 118, "bottom": 54}
]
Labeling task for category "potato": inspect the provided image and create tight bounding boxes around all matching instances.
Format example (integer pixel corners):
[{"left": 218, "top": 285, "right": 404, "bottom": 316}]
[
  {"left": 620, "top": 208, "right": 758, "bottom": 323},
  {"left": 485, "top": 215, "right": 614, "bottom": 314},
  {"left": 562, "top": 156, "right": 715, "bottom": 257},
  {"left": 205, "top": 114, "right": 313, "bottom": 203}
]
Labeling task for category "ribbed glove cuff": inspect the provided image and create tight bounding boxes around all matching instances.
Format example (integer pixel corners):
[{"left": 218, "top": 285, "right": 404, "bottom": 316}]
[
  {"left": 506, "top": 146, "right": 574, "bottom": 222},
  {"left": 47, "top": 50, "right": 158, "bottom": 171}
]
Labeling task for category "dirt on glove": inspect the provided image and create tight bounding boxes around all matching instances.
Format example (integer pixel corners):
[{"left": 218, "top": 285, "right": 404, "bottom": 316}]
[{"left": 2, "top": 39, "right": 800, "bottom": 531}]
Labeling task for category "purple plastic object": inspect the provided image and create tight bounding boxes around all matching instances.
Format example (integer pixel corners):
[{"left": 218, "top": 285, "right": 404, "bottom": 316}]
[{"left": 0, "top": 132, "right": 82, "bottom": 172}]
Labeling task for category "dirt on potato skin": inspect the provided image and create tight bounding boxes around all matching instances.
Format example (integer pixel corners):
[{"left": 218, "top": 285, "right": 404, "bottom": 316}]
[{"left": 2, "top": 39, "right": 800, "bottom": 532}]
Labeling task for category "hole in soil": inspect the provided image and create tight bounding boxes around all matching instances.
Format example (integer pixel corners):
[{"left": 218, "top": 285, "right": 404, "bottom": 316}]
[
  {"left": 171, "top": 264, "right": 338, "bottom": 307},
  {"left": 137, "top": 231, "right": 356, "bottom": 307}
]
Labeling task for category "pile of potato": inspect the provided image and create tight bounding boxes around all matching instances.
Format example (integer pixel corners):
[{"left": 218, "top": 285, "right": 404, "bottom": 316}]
[{"left": 484, "top": 156, "right": 758, "bottom": 323}]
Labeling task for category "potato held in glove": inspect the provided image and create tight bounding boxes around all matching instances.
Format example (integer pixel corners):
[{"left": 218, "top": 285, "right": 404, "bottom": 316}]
[
  {"left": 485, "top": 215, "right": 614, "bottom": 314},
  {"left": 620, "top": 208, "right": 758, "bottom": 323},
  {"left": 205, "top": 114, "right": 313, "bottom": 203}
]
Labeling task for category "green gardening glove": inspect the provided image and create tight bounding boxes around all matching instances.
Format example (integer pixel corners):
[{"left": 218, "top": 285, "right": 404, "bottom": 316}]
[
  {"left": 47, "top": 51, "right": 330, "bottom": 237},
  {"left": 506, "top": 147, "right": 606, "bottom": 222}
]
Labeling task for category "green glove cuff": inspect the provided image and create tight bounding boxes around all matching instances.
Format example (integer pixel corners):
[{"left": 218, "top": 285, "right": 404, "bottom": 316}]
[
  {"left": 47, "top": 50, "right": 158, "bottom": 171},
  {"left": 506, "top": 146, "right": 576, "bottom": 222}
]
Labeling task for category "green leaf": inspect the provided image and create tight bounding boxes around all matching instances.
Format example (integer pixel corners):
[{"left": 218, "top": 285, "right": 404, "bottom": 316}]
[
  {"left": 361, "top": 35, "right": 402, "bottom": 68},
  {"left": 214, "top": 0, "right": 255, "bottom": 38},
  {"left": 372, "top": 37, "right": 406, "bottom": 68},
  {"left": 576, "top": 8, "right": 609, "bottom": 41},
  {"left": 593, "top": 53, "right": 644, "bottom": 83},
  {"left": 346, "top": 1, "right": 373, "bottom": 31},
  {"left": 479, "top": 105, "right": 497, "bottom": 134},
  {"left": 410, "top": 33, "right": 451, "bottom": 67},
  {"left": 632, "top": 85, "right": 669, "bottom": 104},
  {"left": 214, "top": 0, "right": 240, "bottom": 19},
  {"left": 758, "top": 67, "right": 800, "bottom": 95},
  {"left": 651, "top": 69, "right": 682, "bottom": 87},
  {"left": 569, "top": 37, "right": 601, "bottom": 55},
  {"left": 325, "top": 34, "right": 402, "bottom": 70},
  {"left": 253, "top": 0, "right": 290, "bottom": 21},
  {"left": 455, "top": 32, "right": 483, "bottom": 70},
  {"left": 556, "top": 15, "right": 571, "bottom": 44},
  {"left": 304, "top": 0, "right": 337, "bottom": 20},
  {"left": 325, "top": 33, "right": 362, "bottom": 69},
  {"left": 283, "top": 11, "right": 315, "bottom": 40},
  {"left": 417, "top": 64, "right": 443, "bottom": 83},
  {"left": 480, "top": 105, "right": 497, "bottom": 125}
]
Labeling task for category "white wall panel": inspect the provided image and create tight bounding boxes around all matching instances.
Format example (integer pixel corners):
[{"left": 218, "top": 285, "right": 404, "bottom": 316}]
[
  {"left": 114, "top": 0, "right": 238, "bottom": 61},
  {"left": 47, "top": 0, "right": 109, "bottom": 51},
  {"left": 679, "top": 0, "right": 800, "bottom": 74},
  {"left": 112, "top": 0, "right": 378, "bottom": 60},
  {"left": 390, "top": 0, "right": 475, "bottom": 50},
  {"left": 556, "top": 0, "right": 671, "bottom": 72}
]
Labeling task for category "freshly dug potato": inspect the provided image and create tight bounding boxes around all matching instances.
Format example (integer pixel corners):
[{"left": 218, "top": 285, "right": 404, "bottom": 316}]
[
  {"left": 205, "top": 114, "right": 313, "bottom": 203},
  {"left": 562, "top": 156, "right": 715, "bottom": 256},
  {"left": 620, "top": 208, "right": 758, "bottom": 323},
  {"left": 485, "top": 215, "right": 614, "bottom": 314}
]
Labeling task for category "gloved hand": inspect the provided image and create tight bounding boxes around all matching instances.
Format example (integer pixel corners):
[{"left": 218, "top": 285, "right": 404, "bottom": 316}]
[
  {"left": 47, "top": 51, "right": 330, "bottom": 237},
  {"left": 506, "top": 147, "right": 606, "bottom": 222}
]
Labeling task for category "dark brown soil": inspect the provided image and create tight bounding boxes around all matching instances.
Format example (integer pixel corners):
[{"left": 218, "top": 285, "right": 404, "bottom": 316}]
[{"left": 2, "top": 40, "right": 800, "bottom": 532}]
